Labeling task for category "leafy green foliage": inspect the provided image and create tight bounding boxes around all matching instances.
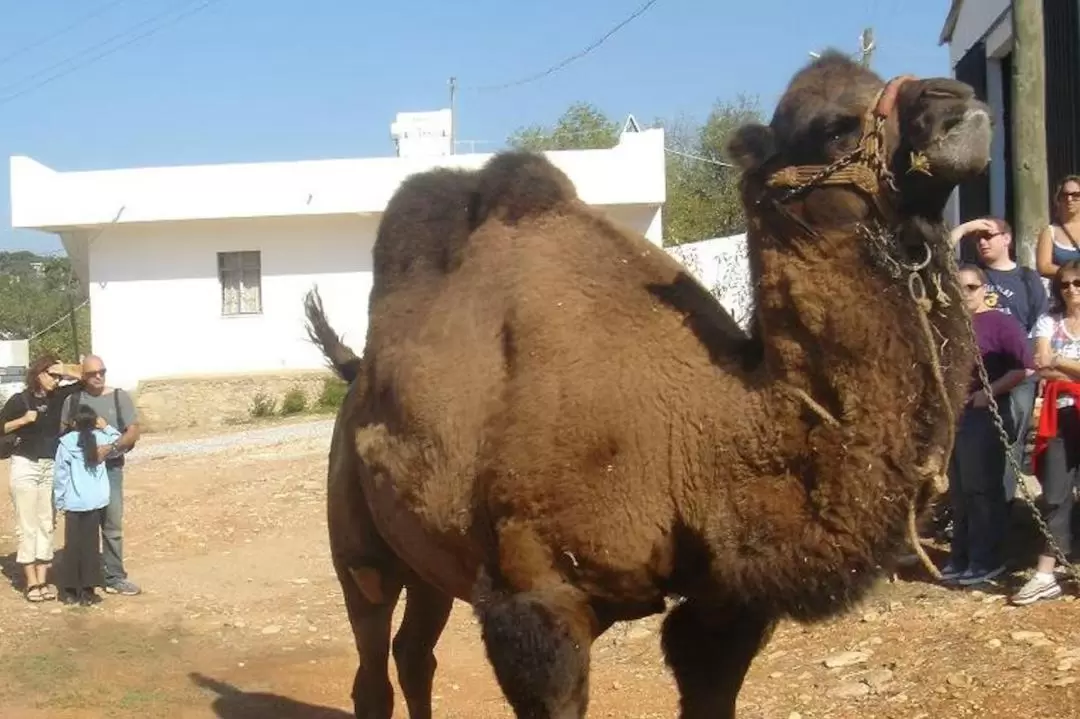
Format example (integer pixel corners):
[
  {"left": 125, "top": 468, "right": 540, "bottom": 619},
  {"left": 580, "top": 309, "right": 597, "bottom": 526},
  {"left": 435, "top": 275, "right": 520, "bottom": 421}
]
[
  {"left": 316, "top": 376, "right": 348, "bottom": 411},
  {"left": 0, "top": 252, "right": 90, "bottom": 362},
  {"left": 659, "top": 95, "right": 764, "bottom": 245},
  {"left": 279, "top": 386, "right": 308, "bottom": 416},
  {"left": 508, "top": 102, "right": 620, "bottom": 152},
  {"left": 505, "top": 98, "right": 765, "bottom": 246}
]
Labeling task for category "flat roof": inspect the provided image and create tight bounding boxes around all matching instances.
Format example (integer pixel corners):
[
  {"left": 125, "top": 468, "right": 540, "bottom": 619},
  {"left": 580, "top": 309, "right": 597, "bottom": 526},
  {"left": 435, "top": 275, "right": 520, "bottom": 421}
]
[{"left": 11, "top": 128, "right": 666, "bottom": 231}]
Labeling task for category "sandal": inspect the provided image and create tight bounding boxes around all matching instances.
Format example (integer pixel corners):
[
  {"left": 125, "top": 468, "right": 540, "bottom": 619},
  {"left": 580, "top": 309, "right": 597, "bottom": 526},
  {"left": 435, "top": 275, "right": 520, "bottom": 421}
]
[
  {"left": 39, "top": 585, "right": 56, "bottom": 601},
  {"left": 25, "top": 584, "right": 44, "bottom": 603}
]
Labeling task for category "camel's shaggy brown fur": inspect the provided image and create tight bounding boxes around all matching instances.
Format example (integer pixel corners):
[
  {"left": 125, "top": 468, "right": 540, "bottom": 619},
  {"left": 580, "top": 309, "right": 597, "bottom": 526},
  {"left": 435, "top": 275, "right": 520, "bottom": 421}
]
[{"left": 310, "top": 49, "right": 992, "bottom": 719}]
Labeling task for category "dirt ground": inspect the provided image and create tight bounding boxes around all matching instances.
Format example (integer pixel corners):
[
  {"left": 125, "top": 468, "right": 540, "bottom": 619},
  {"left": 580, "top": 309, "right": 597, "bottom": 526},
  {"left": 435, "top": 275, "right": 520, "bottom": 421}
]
[{"left": 2, "top": 421, "right": 1080, "bottom": 718}]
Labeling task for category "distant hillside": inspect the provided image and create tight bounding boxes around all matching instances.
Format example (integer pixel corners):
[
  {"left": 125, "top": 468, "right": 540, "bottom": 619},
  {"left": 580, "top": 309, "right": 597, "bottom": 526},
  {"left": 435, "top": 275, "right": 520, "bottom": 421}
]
[{"left": 0, "top": 251, "right": 90, "bottom": 361}]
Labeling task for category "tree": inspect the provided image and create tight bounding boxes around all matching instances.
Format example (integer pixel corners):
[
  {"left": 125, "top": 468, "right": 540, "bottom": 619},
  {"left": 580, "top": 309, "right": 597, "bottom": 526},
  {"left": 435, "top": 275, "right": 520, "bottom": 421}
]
[
  {"left": 659, "top": 95, "right": 764, "bottom": 245},
  {"left": 0, "top": 252, "right": 90, "bottom": 362},
  {"left": 508, "top": 102, "right": 620, "bottom": 152},
  {"left": 506, "top": 98, "right": 763, "bottom": 246}
]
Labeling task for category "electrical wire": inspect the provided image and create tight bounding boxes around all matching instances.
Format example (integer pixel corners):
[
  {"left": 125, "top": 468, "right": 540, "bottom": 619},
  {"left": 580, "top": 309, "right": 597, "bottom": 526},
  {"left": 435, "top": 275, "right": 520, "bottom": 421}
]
[
  {"left": 0, "top": 0, "right": 223, "bottom": 108},
  {"left": 0, "top": 0, "right": 136, "bottom": 69},
  {"left": 464, "top": 0, "right": 662, "bottom": 93}
]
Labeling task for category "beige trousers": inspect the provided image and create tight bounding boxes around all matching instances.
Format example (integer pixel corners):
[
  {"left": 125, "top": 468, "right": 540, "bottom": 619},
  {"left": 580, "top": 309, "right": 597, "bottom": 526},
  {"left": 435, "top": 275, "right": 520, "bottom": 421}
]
[{"left": 9, "top": 455, "right": 55, "bottom": 564}]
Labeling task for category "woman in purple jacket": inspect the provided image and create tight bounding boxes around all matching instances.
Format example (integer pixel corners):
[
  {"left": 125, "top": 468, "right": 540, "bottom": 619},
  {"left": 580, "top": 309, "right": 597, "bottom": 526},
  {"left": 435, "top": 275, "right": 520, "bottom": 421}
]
[{"left": 941, "top": 264, "right": 1035, "bottom": 587}]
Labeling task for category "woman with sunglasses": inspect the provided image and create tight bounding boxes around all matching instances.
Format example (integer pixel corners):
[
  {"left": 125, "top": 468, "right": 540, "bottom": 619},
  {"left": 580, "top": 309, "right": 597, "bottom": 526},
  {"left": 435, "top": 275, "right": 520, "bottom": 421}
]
[
  {"left": 0, "top": 354, "right": 81, "bottom": 602},
  {"left": 940, "top": 265, "right": 1034, "bottom": 587},
  {"left": 1036, "top": 175, "right": 1080, "bottom": 280},
  {"left": 1016, "top": 260, "right": 1080, "bottom": 604}
]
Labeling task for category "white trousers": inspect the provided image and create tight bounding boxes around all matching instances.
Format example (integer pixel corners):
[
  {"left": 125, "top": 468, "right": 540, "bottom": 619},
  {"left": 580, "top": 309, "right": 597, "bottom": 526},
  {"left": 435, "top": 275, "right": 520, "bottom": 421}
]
[{"left": 9, "top": 455, "right": 55, "bottom": 564}]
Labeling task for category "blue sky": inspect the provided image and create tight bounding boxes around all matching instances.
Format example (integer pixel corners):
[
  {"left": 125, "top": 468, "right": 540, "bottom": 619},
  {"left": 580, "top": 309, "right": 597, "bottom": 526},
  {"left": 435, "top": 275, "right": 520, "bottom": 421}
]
[{"left": 0, "top": 0, "right": 951, "bottom": 254}]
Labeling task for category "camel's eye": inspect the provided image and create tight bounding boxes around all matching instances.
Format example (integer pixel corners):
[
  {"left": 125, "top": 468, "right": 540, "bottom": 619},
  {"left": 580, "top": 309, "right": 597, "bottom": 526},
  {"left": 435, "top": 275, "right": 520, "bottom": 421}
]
[{"left": 825, "top": 116, "right": 861, "bottom": 146}]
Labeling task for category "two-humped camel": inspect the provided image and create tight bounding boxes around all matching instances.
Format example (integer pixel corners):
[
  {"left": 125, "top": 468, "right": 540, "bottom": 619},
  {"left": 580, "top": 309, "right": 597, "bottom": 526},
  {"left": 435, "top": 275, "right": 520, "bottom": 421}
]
[{"left": 304, "top": 50, "right": 992, "bottom": 719}]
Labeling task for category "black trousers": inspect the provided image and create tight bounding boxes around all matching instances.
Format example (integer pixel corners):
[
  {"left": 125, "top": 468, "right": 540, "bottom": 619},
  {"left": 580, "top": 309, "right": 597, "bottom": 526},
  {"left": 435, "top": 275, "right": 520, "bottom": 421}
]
[{"left": 59, "top": 508, "right": 105, "bottom": 590}]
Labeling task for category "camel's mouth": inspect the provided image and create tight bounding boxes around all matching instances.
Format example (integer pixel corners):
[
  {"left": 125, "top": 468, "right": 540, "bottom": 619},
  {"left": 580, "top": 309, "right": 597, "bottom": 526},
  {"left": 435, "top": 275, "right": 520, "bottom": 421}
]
[{"left": 919, "top": 107, "right": 993, "bottom": 183}]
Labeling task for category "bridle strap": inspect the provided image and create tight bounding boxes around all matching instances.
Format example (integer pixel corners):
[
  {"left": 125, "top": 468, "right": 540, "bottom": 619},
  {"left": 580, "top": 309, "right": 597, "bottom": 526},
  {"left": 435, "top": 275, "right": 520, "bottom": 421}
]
[{"left": 762, "top": 74, "right": 918, "bottom": 214}]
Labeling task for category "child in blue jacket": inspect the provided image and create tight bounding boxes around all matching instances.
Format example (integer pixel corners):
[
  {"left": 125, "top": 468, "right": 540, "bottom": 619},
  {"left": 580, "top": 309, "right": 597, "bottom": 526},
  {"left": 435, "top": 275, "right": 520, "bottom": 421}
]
[{"left": 54, "top": 404, "right": 121, "bottom": 606}]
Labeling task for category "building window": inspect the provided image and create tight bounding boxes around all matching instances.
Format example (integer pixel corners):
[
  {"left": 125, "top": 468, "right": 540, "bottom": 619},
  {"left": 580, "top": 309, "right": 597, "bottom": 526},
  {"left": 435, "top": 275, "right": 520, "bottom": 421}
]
[{"left": 218, "top": 251, "right": 262, "bottom": 315}]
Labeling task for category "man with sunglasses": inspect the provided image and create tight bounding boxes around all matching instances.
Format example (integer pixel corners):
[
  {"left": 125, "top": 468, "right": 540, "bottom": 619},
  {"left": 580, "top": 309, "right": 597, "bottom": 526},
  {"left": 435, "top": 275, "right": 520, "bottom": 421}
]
[
  {"left": 60, "top": 355, "right": 141, "bottom": 596},
  {"left": 950, "top": 216, "right": 1049, "bottom": 503}
]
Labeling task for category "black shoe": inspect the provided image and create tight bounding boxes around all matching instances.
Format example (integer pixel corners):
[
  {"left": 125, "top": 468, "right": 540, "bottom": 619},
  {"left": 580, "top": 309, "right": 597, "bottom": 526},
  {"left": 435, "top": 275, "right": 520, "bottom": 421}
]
[
  {"left": 78, "top": 589, "right": 103, "bottom": 606},
  {"left": 59, "top": 588, "right": 79, "bottom": 605}
]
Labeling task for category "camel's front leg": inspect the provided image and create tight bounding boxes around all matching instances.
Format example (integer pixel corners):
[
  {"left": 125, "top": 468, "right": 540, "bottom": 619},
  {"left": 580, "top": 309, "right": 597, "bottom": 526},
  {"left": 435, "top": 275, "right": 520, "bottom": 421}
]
[{"left": 660, "top": 600, "right": 775, "bottom": 719}]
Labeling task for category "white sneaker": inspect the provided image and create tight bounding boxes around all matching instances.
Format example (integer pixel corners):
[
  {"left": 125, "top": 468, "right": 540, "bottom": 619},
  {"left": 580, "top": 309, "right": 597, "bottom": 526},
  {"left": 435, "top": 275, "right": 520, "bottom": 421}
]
[{"left": 1010, "top": 572, "right": 1062, "bottom": 605}]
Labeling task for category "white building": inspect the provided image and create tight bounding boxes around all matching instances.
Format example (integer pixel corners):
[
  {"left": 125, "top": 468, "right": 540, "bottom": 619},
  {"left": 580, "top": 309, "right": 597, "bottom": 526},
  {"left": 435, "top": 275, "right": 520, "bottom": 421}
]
[
  {"left": 9, "top": 127, "right": 666, "bottom": 391},
  {"left": 390, "top": 109, "right": 452, "bottom": 158},
  {"left": 665, "top": 234, "right": 752, "bottom": 331},
  {"left": 940, "top": 0, "right": 1080, "bottom": 231}
]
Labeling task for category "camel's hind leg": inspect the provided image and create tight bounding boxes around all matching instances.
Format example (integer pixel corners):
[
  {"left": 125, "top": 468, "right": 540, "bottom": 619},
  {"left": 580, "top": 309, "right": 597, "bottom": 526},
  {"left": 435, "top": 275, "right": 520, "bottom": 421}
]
[
  {"left": 660, "top": 600, "right": 774, "bottom": 719},
  {"left": 474, "top": 576, "right": 599, "bottom": 719},
  {"left": 333, "top": 554, "right": 404, "bottom": 719},
  {"left": 392, "top": 579, "right": 453, "bottom": 719}
]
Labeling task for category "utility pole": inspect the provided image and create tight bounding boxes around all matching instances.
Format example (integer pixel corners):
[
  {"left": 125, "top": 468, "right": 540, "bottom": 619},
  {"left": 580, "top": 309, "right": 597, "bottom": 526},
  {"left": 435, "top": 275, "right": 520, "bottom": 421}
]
[
  {"left": 1011, "top": 0, "right": 1048, "bottom": 269},
  {"left": 449, "top": 76, "right": 457, "bottom": 155},
  {"left": 67, "top": 288, "right": 80, "bottom": 361},
  {"left": 858, "top": 28, "right": 875, "bottom": 68}
]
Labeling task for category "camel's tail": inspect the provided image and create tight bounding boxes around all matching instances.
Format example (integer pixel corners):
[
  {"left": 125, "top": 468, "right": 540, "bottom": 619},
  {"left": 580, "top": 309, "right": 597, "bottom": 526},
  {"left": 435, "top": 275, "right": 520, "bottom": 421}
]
[{"left": 303, "top": 286, "right": 363, "bottom": 385}]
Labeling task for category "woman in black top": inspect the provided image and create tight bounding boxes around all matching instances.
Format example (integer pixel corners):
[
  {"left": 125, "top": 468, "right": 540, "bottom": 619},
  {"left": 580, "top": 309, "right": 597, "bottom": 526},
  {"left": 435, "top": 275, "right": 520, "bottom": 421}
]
[{"left": 1, "top": 354, "right": 81, "bottom": 602}]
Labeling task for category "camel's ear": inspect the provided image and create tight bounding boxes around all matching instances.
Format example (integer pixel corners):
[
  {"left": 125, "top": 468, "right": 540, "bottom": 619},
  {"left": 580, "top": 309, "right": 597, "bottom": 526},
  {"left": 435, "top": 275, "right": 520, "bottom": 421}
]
[{"left": 726, "top": 124, "right": 776, "bottom": 172}]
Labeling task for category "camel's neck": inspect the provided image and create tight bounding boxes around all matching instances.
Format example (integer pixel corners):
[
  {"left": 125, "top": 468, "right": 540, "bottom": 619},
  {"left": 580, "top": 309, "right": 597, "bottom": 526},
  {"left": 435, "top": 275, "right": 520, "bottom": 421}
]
[
  {"left": 748, "top": 224, "right": 965, "bottom": 425},
  {"left": 705, "top": 218, "right": 974, "bottom": 620}
]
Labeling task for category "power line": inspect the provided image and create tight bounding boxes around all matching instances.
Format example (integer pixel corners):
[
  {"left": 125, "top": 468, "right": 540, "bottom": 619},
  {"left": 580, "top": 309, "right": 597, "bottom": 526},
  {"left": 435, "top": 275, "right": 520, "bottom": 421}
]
[
  {"left": 664, "top": 147, "right": 738, "bottom": 169},
  {"left": 0, "top": 0, "right": 136, "bottom": 69},
  {"left": 463, "top": 0, "right": 662, "bottom": 93},
  {"left": 0, "top": 0, "right": 223, "bottom": 108}
]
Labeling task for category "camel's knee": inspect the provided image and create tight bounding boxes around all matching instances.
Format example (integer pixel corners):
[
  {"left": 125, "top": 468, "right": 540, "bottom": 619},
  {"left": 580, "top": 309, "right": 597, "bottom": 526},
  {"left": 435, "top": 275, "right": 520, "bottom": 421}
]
[
  {"left": 346, "top": 564, "right": 390, "bottom": 605},
  {"left": 473, "top": 582, "right": 592, "bottom": 718}
]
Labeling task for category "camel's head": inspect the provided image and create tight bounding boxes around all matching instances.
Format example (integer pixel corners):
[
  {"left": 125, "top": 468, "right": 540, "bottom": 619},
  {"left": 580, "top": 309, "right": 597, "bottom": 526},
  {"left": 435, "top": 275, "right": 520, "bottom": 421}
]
[{"left": 727, "top": 50, "right": 991, "bottom": 224}]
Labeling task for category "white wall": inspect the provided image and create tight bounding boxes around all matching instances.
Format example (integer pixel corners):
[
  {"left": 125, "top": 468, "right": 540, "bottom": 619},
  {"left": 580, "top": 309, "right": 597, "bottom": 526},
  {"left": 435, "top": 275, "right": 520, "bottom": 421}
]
[
  {"left": 947, "top": 0, "right": 1010, "bottom": 68},
  {"left": 86, "top": 214, "right": 376, "bottom": 390},
  {"left": 665, "top": 234, "right": 753, "bottom": 331},
  {"left": 86, "top": 203, "right": 664, "bottom": 390}
]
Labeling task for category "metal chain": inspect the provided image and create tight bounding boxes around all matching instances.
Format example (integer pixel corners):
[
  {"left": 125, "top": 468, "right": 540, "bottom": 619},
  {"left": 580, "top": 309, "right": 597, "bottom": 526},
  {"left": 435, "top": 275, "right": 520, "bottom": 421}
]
[{"left": 965, "top": 320, "right": 1079, "bottom": 586}]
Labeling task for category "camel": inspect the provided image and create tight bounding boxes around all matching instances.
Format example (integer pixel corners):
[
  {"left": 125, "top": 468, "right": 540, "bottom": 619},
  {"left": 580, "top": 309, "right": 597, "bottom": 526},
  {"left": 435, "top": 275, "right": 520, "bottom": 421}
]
[{"left": 304, "top": 50, "right": 992, "bottom": 719}]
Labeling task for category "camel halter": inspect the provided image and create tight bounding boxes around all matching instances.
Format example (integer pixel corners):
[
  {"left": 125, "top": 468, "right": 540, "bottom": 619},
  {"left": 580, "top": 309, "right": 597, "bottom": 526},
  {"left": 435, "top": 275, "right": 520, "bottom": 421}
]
[{"left": 761, "top": 74, "right": 918, "bottom": 219}]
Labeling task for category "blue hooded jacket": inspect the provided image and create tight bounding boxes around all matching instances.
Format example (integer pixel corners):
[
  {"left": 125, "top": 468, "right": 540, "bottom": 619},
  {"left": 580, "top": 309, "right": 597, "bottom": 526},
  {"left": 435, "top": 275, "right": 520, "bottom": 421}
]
[{"left": 53, "top": 425, "right": 121, "bottom": 513}]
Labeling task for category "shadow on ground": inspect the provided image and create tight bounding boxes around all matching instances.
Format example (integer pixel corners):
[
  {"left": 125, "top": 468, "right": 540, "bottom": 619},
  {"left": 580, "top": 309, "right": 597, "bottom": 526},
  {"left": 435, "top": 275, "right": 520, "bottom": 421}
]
[{"left": 190, "top": 673, "right": 352, "bottom": 719}]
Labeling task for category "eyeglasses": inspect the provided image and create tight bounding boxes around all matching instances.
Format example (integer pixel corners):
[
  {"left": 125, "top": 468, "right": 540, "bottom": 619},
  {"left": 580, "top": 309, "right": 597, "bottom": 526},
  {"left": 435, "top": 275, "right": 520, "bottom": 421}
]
[{"left": 83, "top": 369, "right": 107, "bottom": 378}]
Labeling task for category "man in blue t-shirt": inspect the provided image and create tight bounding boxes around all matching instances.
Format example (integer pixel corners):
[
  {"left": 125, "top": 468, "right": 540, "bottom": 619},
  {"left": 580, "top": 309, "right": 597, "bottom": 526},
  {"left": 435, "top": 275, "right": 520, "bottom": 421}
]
[{"left": 950, "top": 216, "right": 1049, "bottom": 501}]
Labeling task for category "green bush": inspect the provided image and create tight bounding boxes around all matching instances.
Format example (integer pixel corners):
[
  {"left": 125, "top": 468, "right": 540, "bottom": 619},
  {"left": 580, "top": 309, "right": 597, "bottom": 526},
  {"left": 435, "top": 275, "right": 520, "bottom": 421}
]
[
  {"left": 280, "top": 386, "right": 308, "bottom": 416},
  {"left": 317, "top": 376, "right": 348, "bottom": 411},
  {"left": 249, "top": 392, "right": 277, "bottom": 418}
]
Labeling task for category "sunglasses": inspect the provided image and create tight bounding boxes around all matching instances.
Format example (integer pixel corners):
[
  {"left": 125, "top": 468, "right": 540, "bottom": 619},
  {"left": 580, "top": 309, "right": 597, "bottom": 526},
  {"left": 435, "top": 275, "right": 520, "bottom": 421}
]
[
  {"left": 83, "top": 369, "right": 107, "bottom": 378},
  {"left": 45, "top": 371, "right": 63, "bottom": 380},
  {"left": 1062, "top": 191, "right": 1080, "bottom": 200},
  {"left": 1061, "top": 279, "right": 1080, "bottom": 290}
]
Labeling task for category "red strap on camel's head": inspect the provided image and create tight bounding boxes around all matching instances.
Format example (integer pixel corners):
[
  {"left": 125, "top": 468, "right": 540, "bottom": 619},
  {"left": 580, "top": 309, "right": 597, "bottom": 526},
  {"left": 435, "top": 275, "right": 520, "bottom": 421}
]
[{"left": 873, "top": 75, "right": 917, "bottom": 119}]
